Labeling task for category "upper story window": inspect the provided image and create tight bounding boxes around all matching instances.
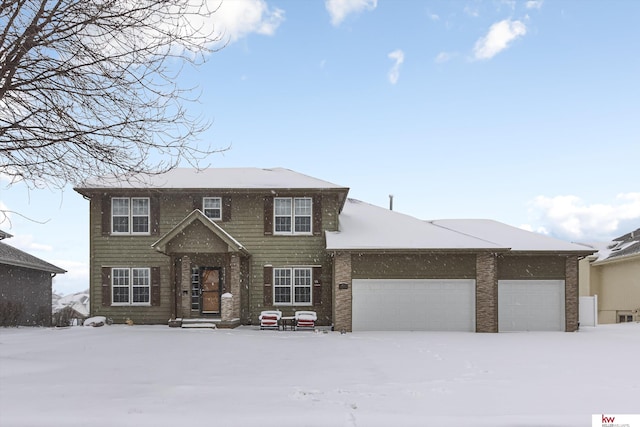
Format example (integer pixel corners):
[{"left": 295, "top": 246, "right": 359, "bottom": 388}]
[
  {"left": 112, "top": 197, "right": 149, "bottom": 235},
  {"left": 203, "top": 197, "right": 222, "bottom": 220},
  {"left": 274, "top": 197, "right": 312, "bottom": 235}
]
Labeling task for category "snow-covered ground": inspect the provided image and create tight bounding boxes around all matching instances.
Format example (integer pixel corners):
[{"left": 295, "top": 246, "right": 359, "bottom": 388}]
[{"left": 1, "top": 324, "right": 638, "bottom": 427}]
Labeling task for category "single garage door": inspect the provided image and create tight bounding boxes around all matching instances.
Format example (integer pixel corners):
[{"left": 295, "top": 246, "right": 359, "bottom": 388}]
[
  {"left": 352, "top": 279, "right": 476, "bottom": 331},
  {"left": 498, "top": 280, "right": 565, "bottom": 332}
]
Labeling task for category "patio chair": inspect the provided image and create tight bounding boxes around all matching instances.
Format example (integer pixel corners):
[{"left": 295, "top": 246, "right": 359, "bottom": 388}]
[
  {"left": 259, "top": 310, "right": 282, "bottom": 330},
  {"left": 294, "top": 311, "right": 317, "bottom": 330}
]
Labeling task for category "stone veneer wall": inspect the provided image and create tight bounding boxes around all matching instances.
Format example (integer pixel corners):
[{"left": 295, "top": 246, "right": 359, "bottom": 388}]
[
  {"left": 333, "top": 251, "right": 352, "bottom": 332},
  {"left": 180, "top": 255, "right": 191, "bottom": 318},
  {"left": 565, "top": 255, "right": 579, "bottom": 332},
  {"left": 229, "top": 254, "right": 241, "bottom": 319},
  {"left": 476, "top": 253, "right": 498, "bottom": 333}
]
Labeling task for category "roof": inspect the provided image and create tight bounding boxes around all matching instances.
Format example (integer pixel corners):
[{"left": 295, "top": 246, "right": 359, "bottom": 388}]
[
  {"left": 325, "top": 199, "right": 508, "bottom": 251},
  {"left": 75, "top": 167, "right": 349, "bottom": 192},
  {"left": 325, "top": 199, "right": 594, "bottom": 254},
  {"left": 431, "top": 219, "right": 594, "bottom": 253},
  {"left": 591, "top": 227, "right": 640, "bottom": 264},
  {"left": 0, "top": 229, "right": 13, "bottom": 240},
  {"left": 0, "top": 241, "right": 67, "bottom": 274},
  {"left": 152, "top": 209, "right": 249, "bottom": 255}
]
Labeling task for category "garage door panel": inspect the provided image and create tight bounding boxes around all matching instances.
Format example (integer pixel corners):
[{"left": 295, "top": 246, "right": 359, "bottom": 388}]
[
  {"left": 498, "top": 280, "right": 565, "bottom": 332},
  {"left": 352, "top": 279, "right": 475, "bottom": 331}
]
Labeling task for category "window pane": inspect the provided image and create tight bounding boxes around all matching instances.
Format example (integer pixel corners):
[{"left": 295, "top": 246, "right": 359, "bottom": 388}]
[
  {"left": 132, "top": 217, "right": 149, "bottom": 233},
  {"left": 294, "top": 287, "right": 311, "bottom": 304},
  {"left": 293, "top": 268, "right": 311, "bottom": 304},
  {"left": 275, "top": 217, "right": 291, "bottom": 232},
  {"left": 275, "top": 198, "right": 292, "bottom": 215},
  {"left": 112, "top": 217, "right": 129, "bottom": 233},
  {"left": 294, "top": 198, "right": 311, "bottom": 215},
  {"left": 295, "top": 217, "right": 311, "bottom": 233},
  {"left": 274, "top": 287, "right": 291, "bottom": 303},
  {"left": 112, "top": 199, "right": 129, "bottom": 215},
  {"left": 132, "top": 268, "right": 150, "bottom": 304},
  {"left": 113, "top": 287, "right": 129, "bottom": 303},
  {"left": 112, "top": 269, "right": 129, "bottom": 303},
  {"left": 131, "top": 198, "right": 149, "bottom": 215},
  {"left": 132, "top": 287, "right": 150, "bottom": 303}
]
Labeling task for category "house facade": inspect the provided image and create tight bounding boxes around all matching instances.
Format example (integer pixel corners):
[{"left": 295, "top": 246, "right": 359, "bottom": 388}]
[
  {"left": 0, "top": 231, "right": 66, "bottom": 326},
  {"left": 579, "top": 229, "right": 640, "bottom": 324},
  {"left": 75, "top": 168, "right": 593, "bottom": 332}
]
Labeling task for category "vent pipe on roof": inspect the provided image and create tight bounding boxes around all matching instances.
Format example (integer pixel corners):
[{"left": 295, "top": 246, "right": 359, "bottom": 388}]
[{"left": 389, "top": 194, "right": 394, "bottom": 211}]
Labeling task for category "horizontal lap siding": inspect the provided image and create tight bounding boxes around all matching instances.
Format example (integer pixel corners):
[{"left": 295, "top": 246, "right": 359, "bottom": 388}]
[
  {"left": 352, "top": 254, "right": 476, "bottom": 279},
  {"left": 89, "top": 191, "right": 342, "bottom": 325}
]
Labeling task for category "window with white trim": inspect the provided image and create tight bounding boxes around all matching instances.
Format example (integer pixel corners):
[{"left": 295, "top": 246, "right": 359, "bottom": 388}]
[
  {"left": 203, "top": 197, "right": 222, "bottom": 220},
  {"left": 273, "top": 267, "right": 312, "bottom": 305},
  {"left": 111, "top": 197, "right": 149, "bottom": 234},
  {"left": 274, "top": 197, "right": 312, "bottom": 235},
  {"left": 111, "top": 267, "right": 150, "bottom": 305}
]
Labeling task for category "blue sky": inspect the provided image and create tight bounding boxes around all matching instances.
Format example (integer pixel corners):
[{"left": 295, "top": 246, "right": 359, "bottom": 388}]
[{"left": 1, "top": 0, "right": 639, "bottom": 294}]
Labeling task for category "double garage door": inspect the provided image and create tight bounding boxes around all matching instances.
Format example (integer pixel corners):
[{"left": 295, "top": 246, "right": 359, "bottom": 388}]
[{"left": 352, "top": 279, "right": 565, "bottom": 332}]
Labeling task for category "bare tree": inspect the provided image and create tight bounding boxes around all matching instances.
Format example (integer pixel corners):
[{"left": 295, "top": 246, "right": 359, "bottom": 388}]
[{"left": 0, "top": 0, "right": 225, "bottom": 190}]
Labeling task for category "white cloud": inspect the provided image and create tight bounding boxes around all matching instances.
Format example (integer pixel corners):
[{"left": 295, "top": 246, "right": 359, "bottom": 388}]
[
  {"left": 528, "top": 193, "right": 640, "bottom": 241},
  {"left": 526, "top": 0, "right": 544, "bottom": 10},
  {"left": 429, "top": 13, "right": 440, "bottom": 21},
  {"left": 463, "top": 6, "right": 479, "bottom": 17},
  {"left": 325, "top": 0, "right": 377, "bottom": 26},
  {"left": 435, "top": 51, "right": 456, "bottom": 63},
  {"left": 473, "top": 19, "right": 526, "bottom": 60},
  {"left": 213, "top": 0, "right": 285, "bottom": 42},
  {"left": 387, "top": 49, "right": 404, "bottom": 85}
]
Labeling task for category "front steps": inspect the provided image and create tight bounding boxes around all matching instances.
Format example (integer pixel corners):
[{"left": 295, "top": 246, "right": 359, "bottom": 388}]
[{"left": 169, "top": 317, "right": 241, "bottom": 329}]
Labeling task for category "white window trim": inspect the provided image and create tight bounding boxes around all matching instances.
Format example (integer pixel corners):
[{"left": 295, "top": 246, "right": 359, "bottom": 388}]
[
  {"left": 273, "top": 267, "right": 313, "bottom": 306},
  {"left": 202, "top": 197, "right": 222, "bottom": 221},
  {"left": 111, "top": 197, "right": 150, "bottom": 235},
  {"left": 111, "top": 267, "right": 151, "bottom": 306},
  {"left": 273, "top": 197, "right": 313, "bottom": 236}
]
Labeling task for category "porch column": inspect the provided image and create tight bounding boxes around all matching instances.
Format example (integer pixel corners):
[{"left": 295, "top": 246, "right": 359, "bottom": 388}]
[
  {"left": 230, "top": 253, "right": 241, "bottom": 320},
  {"left": 333, "top": 251, "right": 352, "bottom": 332},
  {"left": 476, "top": 253, "right": 498, "bottom": 333},
  {"left": 565, "top": 255, "right": 579, "bottom": 332},
  {"left": 180, "top": 255, "right": 191, "bottom": 318}
]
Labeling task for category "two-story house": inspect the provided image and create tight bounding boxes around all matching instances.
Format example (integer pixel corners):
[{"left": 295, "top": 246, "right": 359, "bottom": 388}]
[{"left": 75, "top": 167, "right": 593, "bottom": 332}]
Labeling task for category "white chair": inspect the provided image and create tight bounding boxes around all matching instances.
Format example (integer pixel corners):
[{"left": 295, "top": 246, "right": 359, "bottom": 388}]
[
  {"left": 294, "top": 311, "right": 317, "bottom": 330},
  {"left": 259, "top": 310, "right": 282, "bottom": 330}
]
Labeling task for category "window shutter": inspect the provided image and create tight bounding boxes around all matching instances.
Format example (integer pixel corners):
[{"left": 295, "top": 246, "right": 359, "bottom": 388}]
[
  {"left": 150, "top": 196, "right": 160, "bottom": 235},
  {"left": 101, "top": 195, "right": 111, "bottom": 236},
  {"left": 313, "top": 267, "right": 322, "bottom": 306},
  {"left": 151, "top": 267, "right": 161, "bottom": 306},
  {"left": 263, "top": 266, "right": 273, "bottom": 306},
  {"left": 264, "top": 197, "right": 273, "bottom": 235},
  {"left": 222, "top": 196, "right": 232, "bottom": 222},
  {"left": 313, "top": 196, "right": 322, "bottom": 236},
  {"left": 101, "top": 267, "right": 111, "bottom": 306}
]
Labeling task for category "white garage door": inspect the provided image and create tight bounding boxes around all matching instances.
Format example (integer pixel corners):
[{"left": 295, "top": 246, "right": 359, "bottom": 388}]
[
  {"left": 352, "top": 279, "right": 476, "bottom": 331},
  {"left": 498, "top": 280, "right": 565, "bottom": 332}
]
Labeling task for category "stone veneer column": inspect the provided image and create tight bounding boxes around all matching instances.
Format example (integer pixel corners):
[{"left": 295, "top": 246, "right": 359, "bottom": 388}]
[
  {"left": 180, "top": 255, "right": 191, "bottom": 319},
  {"left": 333, "top": 251, "right": 352, "bottom": 332},
  {"left": 229, "top": 253, "right": 241, "bottom": 320},
  {"left": 565, "top": 255, "right": 579, "bottom": 332},
  {"left": 221, "top": 293, "right": 233, "bottom": 322},
  {"left": 476, "top": 253, "right": 498, "bottom": 333}
]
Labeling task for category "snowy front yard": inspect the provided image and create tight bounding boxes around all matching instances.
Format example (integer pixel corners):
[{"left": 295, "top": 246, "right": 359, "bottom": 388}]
[{"left": 1, "top": 324, "right": 638, "bottom": 427}]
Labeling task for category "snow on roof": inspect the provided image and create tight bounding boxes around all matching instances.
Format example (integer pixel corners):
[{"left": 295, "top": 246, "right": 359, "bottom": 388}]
[
  {"left": 325, "top": 199, "right": 507, "bottom": 251},
  {"left": 0, "top": 241, "right": 67, "bottom": 273},
  {"left": 326, "top": 199, "right": 594, "bottom": 253},
  {"left": 52, "top": 290, "right": 90, "bottom": 317},
  {"left": 432, "top": 219, "right": 594, "bottom": 253},
  {"left": 76, "top": 167, "right": 348, "bottom": 190}
]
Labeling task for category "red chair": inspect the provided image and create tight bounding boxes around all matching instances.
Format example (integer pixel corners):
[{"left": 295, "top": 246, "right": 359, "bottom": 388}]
[
  {"left": 259, "top": 310, "right": 282, "bottom": 330},
  {"left": 294, "top": 311, "right": 317, "bottom": 330}
]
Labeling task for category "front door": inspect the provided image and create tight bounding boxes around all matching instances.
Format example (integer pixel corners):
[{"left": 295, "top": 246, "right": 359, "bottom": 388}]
[{"left": 201, "top": 268, "right": 221, "bottom": 315}]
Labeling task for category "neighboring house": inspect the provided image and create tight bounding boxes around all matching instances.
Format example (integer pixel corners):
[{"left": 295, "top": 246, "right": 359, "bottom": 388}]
[
  {"left": 74, "top": 168, "right": 593, "bottom": 332},
  {"left": 579, "top": 228, "right": 640, "bottom": 324},
  {"left": 0, "top": 230, "right": 66, "bottom": 326},
  {"left": 52, "top": 290, "right": 90, "bottom": 326}
]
